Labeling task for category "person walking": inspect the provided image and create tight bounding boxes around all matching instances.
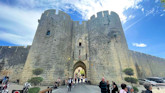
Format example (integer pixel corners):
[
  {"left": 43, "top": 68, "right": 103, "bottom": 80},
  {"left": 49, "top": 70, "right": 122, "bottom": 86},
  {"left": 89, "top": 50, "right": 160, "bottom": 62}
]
[
  {"left": 120, "top": 83, "right": 127, "bottom": 93},
  {"left": 143, "top": 83, "right": 152, "bottom": 93},
  {"left": 78, "top": 77, "right": 80, "bottom": 84},
  {"left": 99, "top": 77, "right": 107, "bottom": 93},
  {"left": 68, "top": 78, "right": 72, "bottom": 92},
  {"left": 112, "top": 81, "right": 119, "bottom": 93},
  {"left": 85, "top": 78, "right": 87, "bottom": 83},
  {"left": 2, "top": 76, "right": 7, "bottom": 84},
  {"left": 57, "top": 78, "right": 61, "bottom": 87},
  {"left": 75, "top": 78, "right": 77, "bottom": 84},
  {"left": 107, "top": 81, "right": 110, "bottom": 93},
  {"left": 81, "top": 76, "right": 83, "bottom": 83}
]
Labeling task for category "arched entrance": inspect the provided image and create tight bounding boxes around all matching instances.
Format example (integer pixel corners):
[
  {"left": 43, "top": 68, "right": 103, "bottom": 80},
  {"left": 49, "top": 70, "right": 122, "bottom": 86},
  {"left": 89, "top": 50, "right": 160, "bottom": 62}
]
[{"left": 73, "top": 61, "right": 86, "bottom": 83}]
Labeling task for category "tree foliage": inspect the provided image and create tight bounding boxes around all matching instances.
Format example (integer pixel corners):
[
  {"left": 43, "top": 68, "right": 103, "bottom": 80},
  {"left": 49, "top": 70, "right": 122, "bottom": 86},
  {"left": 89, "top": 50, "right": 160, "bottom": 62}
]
[
  {"left": 28, "top": 77, "right": 43, "bottom": 86},
  {"left": 80, "top": 69, "right": 85, "bottom": 76},
  {"left": 32, "top": 68, "right": 43, "bottom": 76},
  {"left": 133, "top": 86, "right": 139, "bottom": 93},
  {"left": 124, "top": 77, "right": 138, "bottom": 84},
  {"left": 161, "top": 0, "right": 165, "bottom": 3},
  {"left": 123, "top": 68, "right": 134, "bottom": 76},
  {"left": 161, "top": 0, "right": 165, "bottom": 8},
  {"left": 28, "top": 87, "right": 40, "bottom": 93}
]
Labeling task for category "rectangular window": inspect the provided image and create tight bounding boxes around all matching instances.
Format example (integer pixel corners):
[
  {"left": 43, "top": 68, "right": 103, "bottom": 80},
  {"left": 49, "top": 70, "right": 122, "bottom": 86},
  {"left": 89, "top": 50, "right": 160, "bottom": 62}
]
[{"left": 46, "top": 30, "right": 50, "bottom": 35}]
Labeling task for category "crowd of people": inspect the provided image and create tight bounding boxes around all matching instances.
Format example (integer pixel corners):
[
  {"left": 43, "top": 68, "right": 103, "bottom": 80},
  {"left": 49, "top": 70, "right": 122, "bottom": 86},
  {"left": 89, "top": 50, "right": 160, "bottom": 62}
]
[
  {"left": 99, "top": 77, "right": 153, "bottom": 93},
  {"left": 67, "top": 77, "right": 87, "bottom": 92},
  {"left": 53, "top": 76, "right": 155, "bottom": 93},
  {"left": 53, "top": 76, "right": 87, "bottom": 92}
]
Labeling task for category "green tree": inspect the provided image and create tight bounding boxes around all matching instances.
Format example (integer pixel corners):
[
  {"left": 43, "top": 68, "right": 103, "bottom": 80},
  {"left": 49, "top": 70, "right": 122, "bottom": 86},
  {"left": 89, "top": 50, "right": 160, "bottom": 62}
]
[
  {"left": 80, "top": 69, "right": 85, "bottom": 76},
  {"left": 28, "top": 87, "right": 40, "bottom": 93},
  {"left": 124, "top": 77, "right": 138, "bottom": 84},
  {"left": 133, "top": 86, "right": 139, "bottom": 93},
  {"left": 161, "top": 0, "right": 165, "bottom": 8},
  {"left": 123, "top": 68, "right": 134, "bottom": 76},
  {"left": 28, "top": 77, "right": 43, "bottom": 86},
  {"left": 33, "top": 68, "right": 43, "bottom": 76},
  {"left": 123, "top": 68, "right": 138, "bottom": 88}
]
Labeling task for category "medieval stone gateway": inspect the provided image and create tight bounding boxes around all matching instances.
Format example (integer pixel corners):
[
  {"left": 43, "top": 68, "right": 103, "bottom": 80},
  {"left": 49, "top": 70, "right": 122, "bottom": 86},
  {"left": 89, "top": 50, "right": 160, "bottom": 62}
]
[{"left": 0, "top": 9, "right": 165, "bottom": 85}]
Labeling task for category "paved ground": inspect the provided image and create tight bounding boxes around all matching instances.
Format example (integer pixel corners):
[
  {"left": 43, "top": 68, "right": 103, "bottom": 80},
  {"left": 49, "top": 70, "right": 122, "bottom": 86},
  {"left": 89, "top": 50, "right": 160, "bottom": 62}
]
[
  {"left": 52, "top": 84, "right": 101, "bottom": 93},
  {"left": 52, "top": 83, "right": 165, "bottom": 93},
  {"left": 5, "top": 83, "right": 165, "bottom": 93},
  {"left": 7, "top": 83, "right": 48, "bottom": 93}
]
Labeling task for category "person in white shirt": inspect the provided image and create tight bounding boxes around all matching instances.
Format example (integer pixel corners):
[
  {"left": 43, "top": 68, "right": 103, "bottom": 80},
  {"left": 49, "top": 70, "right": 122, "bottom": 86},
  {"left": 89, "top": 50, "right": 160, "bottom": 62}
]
[{"left": 120, "top": 83, "right": 127, "bottom": 93}]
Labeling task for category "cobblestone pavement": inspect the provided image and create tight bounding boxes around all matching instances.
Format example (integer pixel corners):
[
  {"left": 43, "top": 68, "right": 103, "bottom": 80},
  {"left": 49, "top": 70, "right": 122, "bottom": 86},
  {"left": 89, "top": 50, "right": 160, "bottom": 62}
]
[{"left": 52, "top": 84, "right": 101, "bottom": 93}]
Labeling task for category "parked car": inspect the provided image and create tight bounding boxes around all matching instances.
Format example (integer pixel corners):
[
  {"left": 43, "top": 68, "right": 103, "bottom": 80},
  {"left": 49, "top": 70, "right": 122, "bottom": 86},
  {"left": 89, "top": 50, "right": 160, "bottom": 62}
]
[
  {"left": 162, "top": 77, "right": 165, "bottom": 82},
  {"left": 138, "top": 79, "right": 147, "bottom": 85},
  {"left": 146, "top": 77, "right": 165, "bottom": 83},
  {"left": 138, "top": 79, "right": 157, "bottom": 86},
  {"left": 146, "top": 77, "right": 165, "bottom": 86}
]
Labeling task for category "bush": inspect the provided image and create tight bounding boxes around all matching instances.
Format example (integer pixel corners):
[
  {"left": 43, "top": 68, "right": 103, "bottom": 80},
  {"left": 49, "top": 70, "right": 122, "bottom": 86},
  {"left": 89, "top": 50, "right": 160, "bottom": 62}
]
[
  {"left": 28, "top": 87, "right": 40, "bottom": 93},
  {"left": 124, "top": 77, "right": 138, "bottom": 84},
  {"left": 133, "top": 86, "right": 139, "bottom": 93},
  {"left": 80, "top": 70, "right": 85, "bottom": 76},
  {"left": 28, "top": 77, "right": 43, "bottom": 86},
  {"left": 33, "top": 68, "right": 43, "bottom": 76},
  {"left": 123, "top": 68, "right": 134, "bottom": 76}
]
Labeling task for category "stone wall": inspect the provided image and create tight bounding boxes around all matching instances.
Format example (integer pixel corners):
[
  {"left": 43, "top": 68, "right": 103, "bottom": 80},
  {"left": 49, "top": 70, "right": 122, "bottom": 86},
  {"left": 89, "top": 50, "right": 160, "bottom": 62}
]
[
  {"left": 0, "top": 46, "right": 30, "bottom": 81},
  {"left": 3, "top": 9, "right": 162, "bottom": 85},
  {"left": 87, "top": 11, "right": 137, "bottom": 84},
  {"left": 20, "top": 9, "right": 73, "bottom": 85},
  {"left": 20, "top": 9, "right": 138, "bottom": 85},
  {"left": 130, "top": 50, "right": 165, "bottom": 79}
]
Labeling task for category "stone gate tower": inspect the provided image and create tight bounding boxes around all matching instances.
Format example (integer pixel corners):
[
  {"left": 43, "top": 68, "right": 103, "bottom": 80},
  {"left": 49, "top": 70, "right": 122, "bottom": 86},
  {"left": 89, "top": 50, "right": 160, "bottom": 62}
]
[{"left": 20, "top": 9, "right": 137, "bottom": 85}]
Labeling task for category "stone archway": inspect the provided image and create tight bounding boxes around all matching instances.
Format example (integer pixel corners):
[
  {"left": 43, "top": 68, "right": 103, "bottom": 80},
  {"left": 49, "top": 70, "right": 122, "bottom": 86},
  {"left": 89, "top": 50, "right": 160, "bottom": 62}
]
[{"left": 73, "top": 61, "right": 87, "bottom": 79}]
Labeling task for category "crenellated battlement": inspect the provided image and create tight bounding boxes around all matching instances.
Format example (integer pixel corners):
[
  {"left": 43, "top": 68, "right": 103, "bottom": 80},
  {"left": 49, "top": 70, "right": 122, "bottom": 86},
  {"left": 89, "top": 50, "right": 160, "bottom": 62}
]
[
  {"left": 130, "top": 50, "right": 165, "bottom": 60},
  {"left": 42, "top": 9, "right": 71, "bottom": 21},
  {"left": 73, "top": 21, "right": 87, "bottom": 27},
  {"left": 0, "top": 45, "right": 31, "bottom": 49},
  {"left": 42, "top": 9, "right": 119, "bottom": 24},
  {"left": 89, "top": 10, "right": 119, "bottom": 21}
]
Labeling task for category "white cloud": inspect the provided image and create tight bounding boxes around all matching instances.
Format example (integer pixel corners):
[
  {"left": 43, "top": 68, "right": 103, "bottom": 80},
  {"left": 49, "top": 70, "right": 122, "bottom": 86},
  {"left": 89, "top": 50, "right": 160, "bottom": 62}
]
[
  {"left": 125, "top": 16, "right": 145, "bottom": 31},
  {"left": 0, "top": 3, "right": 42, "bottom": 45},
  {"left": 0, "top": 0, "right": 144, "bottom": 45},
  {"left": 141, "top": 8, "right": 144, "bottom": 12},
  {"left": 132, "top": 43, "right": 147, "bottom": 47},
  {"left": 128, "top": 15, "right": 135, "bottom": 20},
  {"left": 160, "top": 14, "right": 164, "bottom": 16},
  {"left": 146, "top": 8, "right": 155, "bottom": 16},
  {"left": 16, "top": 0, "right": 143, "bottom": 23},
  {"left": 0, "top": 31, "right": 32, "bottom": 45},
  {"left": 155, "top": 0, "right": 159, "bottom": 3}
]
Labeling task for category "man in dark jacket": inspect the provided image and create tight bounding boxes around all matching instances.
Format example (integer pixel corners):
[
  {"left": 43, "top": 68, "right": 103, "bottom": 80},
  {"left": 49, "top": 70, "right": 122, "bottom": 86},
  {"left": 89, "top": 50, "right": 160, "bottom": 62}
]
[
  {"left": 99, "top": 77, "right": 107, "bottom": 93},
  {"left": 144, "top": 83, "right": 152, "bottom": 93}
]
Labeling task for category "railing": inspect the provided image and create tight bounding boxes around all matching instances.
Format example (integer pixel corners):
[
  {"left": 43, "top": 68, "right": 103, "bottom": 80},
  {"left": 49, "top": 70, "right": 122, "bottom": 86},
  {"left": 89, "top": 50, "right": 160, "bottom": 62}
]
[{"left": 40, "top": 87, "right": 52, "bottom": 93}]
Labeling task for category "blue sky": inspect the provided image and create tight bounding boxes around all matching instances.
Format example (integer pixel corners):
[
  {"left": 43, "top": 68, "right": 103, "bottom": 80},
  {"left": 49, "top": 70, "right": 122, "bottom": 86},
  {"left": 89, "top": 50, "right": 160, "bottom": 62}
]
[{"left": 0, "top": 0, "right": 165, "bottom": 58}]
